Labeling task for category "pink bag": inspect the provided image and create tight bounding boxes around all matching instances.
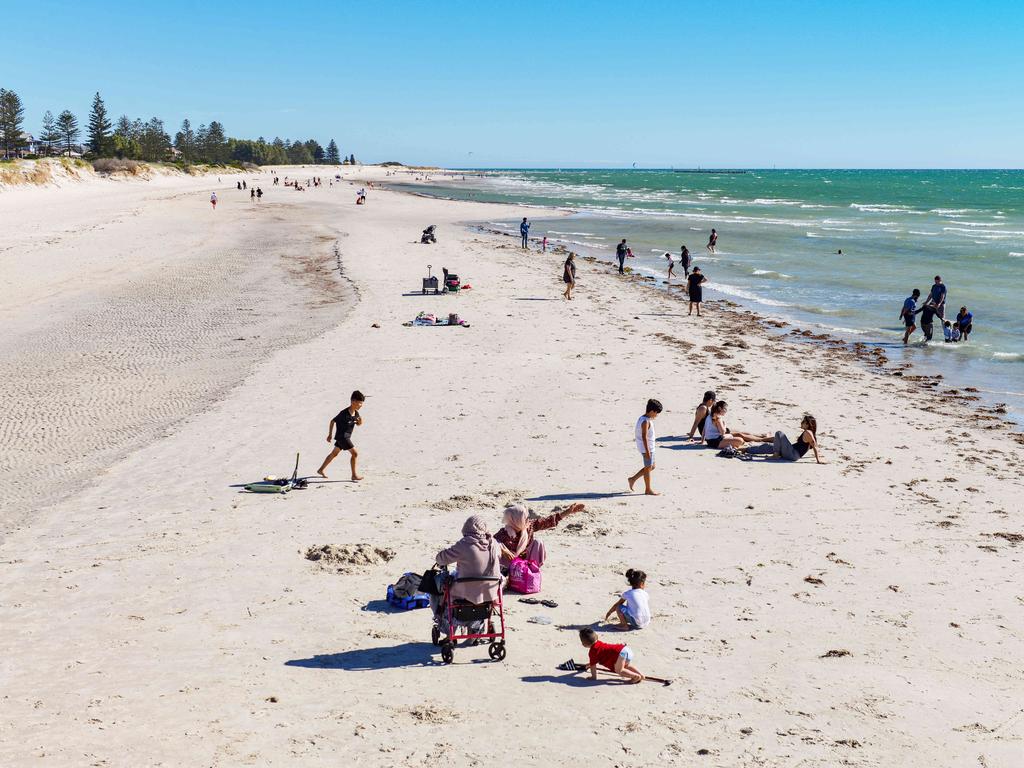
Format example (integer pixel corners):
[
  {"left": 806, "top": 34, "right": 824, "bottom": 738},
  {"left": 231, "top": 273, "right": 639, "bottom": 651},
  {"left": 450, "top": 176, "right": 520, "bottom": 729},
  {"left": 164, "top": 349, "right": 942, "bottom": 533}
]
[{"left": 508, "top": 558, "right": 542, "bottom": 594}]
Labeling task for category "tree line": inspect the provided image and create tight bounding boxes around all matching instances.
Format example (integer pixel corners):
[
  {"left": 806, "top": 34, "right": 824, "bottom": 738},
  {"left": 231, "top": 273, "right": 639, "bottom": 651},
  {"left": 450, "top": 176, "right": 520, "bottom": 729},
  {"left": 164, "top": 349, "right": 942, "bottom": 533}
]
[{"left": 0, "top": 87, "right": 356, "bottom": 166}]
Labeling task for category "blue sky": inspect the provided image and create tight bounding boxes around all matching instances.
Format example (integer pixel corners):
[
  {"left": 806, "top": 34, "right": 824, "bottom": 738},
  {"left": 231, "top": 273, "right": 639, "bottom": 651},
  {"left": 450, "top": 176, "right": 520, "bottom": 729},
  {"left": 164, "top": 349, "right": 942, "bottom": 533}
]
[{"left": 4, "top": 0, "right": 1023, "bottom": 167}]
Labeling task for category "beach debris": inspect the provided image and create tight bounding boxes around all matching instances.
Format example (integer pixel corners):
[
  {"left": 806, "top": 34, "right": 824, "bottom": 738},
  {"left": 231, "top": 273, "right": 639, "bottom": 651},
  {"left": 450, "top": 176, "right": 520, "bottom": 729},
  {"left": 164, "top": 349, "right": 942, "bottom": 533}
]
[
  {"left": 993, "top": 532, "right": 1024, "bottom": 544},
  {"left": 888, "top": 585, "right": 900, "bottom": 593},
  {"left": 803, "top": 576, "right": 825, "bottom": 586},
  {"left": 527, "top": 615, "right": 553, "bottom": 625},
  {"left": 821, "top": 649, "right": 851, "bottom": 658},
  {"left": 304, "top": 544, "right": 395, "bottom": 572}
]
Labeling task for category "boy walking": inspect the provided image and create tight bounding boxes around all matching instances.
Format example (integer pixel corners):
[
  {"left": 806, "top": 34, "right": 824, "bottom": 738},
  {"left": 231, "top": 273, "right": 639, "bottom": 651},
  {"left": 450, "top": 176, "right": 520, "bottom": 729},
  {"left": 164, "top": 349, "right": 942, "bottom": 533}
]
[
  {"left": 317, "top": 390, "right": 365, "bottom": 480},
  {"left": 628, "top": 399, "right": 662, "bottom": 495}
]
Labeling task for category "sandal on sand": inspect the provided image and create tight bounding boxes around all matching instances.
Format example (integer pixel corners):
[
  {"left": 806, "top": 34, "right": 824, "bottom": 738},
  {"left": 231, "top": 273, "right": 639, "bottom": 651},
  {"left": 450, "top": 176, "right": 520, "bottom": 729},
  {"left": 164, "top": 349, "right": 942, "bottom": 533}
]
[
  {"left": 518, "top": 597, "right": 540, "bottom": 605},
  {"left": 540, "top": 599, "right": 558, "bottom": 608}
]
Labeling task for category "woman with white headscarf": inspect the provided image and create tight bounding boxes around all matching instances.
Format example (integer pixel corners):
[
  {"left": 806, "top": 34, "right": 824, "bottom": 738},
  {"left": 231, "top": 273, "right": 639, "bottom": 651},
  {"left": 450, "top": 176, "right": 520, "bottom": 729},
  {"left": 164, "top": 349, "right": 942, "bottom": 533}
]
[
  {"left": 435, "top": 515, "right": 504, "bottom": 604},
  {"left": 495, "top": 502, "right": 585, "bottom": 569}
]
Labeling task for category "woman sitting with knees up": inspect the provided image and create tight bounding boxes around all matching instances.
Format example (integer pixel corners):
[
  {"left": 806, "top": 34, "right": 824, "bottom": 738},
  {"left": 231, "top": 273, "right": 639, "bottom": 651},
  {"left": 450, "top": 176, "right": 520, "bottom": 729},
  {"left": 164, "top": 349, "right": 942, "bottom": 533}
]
[
  {"left": 702, "top": 400, "right": 771, "bottom": 451},
  {"left": 687, "top": 390, "right": 716, "bottom": 442},
  {"left": 495, "top": 502, "right": 585, "bottom": 570},
  {"left": 773, "top": 414, "right": 824, "bottom": 464},
  {"left": 435, "top": 515, "right": 503, "bottom": 605}
]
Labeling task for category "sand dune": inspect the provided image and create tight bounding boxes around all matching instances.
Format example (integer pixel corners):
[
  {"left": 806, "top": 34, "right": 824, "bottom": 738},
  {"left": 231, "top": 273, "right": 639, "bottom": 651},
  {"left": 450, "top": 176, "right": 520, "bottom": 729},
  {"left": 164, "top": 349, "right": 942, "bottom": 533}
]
[{"left": 1, "top": 166, "right": 1022, "bottom": 767}]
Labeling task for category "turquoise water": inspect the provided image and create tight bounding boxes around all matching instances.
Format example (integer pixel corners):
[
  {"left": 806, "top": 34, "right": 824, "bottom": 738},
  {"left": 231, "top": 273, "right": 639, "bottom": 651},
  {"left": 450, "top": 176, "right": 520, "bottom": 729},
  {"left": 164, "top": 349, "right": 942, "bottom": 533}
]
[{"left": 395, "top": 169, "right": 1024, "bottom": 423}]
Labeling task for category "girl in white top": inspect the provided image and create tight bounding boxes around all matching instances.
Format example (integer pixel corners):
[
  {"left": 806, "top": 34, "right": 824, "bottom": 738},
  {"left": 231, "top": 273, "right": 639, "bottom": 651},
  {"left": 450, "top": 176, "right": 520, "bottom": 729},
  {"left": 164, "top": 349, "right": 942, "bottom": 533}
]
[
  {"left": 628, "top": 399, "right": 662, "bottom": 495},
  {"left": 606, "top": 569, "right": 652, "bottom": 629},
  {"left": 702, "top": 400, "right": 771, "bottom": 451}
]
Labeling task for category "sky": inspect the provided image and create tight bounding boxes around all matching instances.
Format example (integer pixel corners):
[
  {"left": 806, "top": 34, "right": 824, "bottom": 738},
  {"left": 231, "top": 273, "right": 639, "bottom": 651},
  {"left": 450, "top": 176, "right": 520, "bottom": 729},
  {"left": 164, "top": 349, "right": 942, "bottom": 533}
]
[{"left": 4, "top": 0, "right": 1023, "bottom": 168}]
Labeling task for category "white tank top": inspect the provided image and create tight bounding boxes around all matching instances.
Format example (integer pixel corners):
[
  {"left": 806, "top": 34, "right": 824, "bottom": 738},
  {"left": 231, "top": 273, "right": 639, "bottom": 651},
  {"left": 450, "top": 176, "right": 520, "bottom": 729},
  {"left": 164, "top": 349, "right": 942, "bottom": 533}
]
[
  {"left": 635, "top": 416, "right": 655, "bottom": 453},
  {"left": 703, "top": 413, "right": 723, "bottom": 440}
]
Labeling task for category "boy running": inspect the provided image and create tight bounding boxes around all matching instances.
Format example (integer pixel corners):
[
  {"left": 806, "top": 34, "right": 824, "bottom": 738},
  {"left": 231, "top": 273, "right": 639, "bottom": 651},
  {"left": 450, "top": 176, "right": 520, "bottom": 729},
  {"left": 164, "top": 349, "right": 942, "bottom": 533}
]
[
  {"left": 317, "top": 390, "right": 365, "bottom": 480},
  {"left": 628, "top": 399, "right": 662, "bottom": 495}
]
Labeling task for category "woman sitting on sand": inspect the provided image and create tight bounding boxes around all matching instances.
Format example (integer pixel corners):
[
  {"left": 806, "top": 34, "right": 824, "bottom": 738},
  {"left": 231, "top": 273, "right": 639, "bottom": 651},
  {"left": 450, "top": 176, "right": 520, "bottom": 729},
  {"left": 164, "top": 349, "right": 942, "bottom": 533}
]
[
  {"left": 495, "top": 503, "right": 585, "bottom": 569},
  {"left": 687, "top": 390, "right": 716, "bottom": 441},
  {"left": 772, "top": 414, "right": 824, "bottom": 464},
  {"left": 702, "top": 401, "right": 770, "bottom": 450},
  {"left": 435, "top": 515, "right": 503, "bottom": 605}
]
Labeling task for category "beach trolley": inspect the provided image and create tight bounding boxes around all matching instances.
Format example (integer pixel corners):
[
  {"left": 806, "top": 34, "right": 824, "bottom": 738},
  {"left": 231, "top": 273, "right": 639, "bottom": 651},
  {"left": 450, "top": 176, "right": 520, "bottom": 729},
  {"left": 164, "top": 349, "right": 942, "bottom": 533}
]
[
  {"left": 422, "top": 264, "right": 440, "bottom": 294},
  {"left": 430, "top": 573, "right": 507, "bottom": 664}
]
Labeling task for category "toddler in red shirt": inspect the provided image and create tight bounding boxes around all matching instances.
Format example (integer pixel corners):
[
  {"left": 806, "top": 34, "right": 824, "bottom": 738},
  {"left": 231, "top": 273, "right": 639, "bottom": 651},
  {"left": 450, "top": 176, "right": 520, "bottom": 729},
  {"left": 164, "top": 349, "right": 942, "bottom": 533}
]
[{"left": 579, "top": 627, "right": 644, "bottom": 683}]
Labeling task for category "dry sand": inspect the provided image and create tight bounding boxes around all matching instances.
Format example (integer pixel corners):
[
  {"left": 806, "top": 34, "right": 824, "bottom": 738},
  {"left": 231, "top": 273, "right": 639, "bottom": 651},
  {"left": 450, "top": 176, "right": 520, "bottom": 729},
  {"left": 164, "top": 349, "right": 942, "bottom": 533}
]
[{"left": 1, "top": 164, "right": 1023, "bottom": 767}]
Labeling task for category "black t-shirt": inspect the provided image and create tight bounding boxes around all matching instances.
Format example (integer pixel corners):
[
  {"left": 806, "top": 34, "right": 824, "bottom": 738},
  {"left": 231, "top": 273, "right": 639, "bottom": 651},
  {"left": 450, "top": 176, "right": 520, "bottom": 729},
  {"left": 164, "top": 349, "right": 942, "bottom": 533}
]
[
  {"left": 920, "top": 305, "right": 937, "bottom": 325},
  {"left": 616, "top": 243, "right": 627, "bottom": 258},
  {"left": 687, "top": 273, "right": 705, "bottom": 293},
  {"left": 334, "top": 408, "right": 357, "bottom": 436}
]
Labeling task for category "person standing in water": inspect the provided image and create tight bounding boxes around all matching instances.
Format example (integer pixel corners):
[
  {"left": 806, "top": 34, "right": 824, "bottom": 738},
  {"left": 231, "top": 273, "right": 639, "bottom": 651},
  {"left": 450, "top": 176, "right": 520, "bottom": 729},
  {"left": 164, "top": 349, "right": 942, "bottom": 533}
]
[
  {"left": 665, "top": 252, "right": 675, "bottom": 280},
  {"left": 616, "top": 239, "right": 628, "bottom": 274},
  {"left": 928, "top": 275, "right": 947, "bottom": 319},
  {"left": 679, "top": 245, "right": 692, "bottom": 277},
  {"left": 520, "top": 217, "right": 530, "bottom": 249},
  {"left": 706, "top": 228, "right": 718, "bottom": 253},
  {"left": 900, "top": 288, "right": 922, "bottom": 345},
  {"left": 316, "top": 391, "right": 365, "bottom": 481}
]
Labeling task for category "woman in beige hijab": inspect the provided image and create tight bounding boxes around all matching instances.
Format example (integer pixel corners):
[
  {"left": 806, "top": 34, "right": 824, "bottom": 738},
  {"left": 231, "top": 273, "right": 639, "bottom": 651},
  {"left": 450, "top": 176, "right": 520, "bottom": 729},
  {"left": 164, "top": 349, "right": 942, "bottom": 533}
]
[{"left": 436, "top": 515, "right": 503, "bottom": 604}]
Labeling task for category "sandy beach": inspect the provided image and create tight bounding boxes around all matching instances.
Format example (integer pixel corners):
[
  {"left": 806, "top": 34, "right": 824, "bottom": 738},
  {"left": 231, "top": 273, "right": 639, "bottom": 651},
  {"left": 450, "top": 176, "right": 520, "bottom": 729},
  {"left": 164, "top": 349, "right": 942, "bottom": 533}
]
[{"left": 2, "top": 165, "right": 1023, "bottom": 767}]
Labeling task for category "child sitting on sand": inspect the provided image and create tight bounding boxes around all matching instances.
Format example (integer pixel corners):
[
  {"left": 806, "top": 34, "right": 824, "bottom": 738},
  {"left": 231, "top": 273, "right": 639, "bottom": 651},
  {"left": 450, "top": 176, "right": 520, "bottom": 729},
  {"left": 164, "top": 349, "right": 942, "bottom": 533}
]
[
  {"left": 605, "top": 569, "right": 652, "bottom": 629},
  {"left": 316, "top": 390, "right": 365, "bottom": 481},
  {"left": 628, "top": 399, "right": 662, "bottom": 495},
  {"left": 579, "top": 627, "right": 644, "bottom": 683}
]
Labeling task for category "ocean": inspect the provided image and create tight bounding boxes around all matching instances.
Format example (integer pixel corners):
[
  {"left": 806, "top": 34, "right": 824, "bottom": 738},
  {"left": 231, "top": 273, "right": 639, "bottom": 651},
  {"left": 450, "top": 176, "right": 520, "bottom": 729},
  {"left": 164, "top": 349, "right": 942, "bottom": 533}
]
[{"left": 393, "top": 169, "right": 1024, "bottom": 424}]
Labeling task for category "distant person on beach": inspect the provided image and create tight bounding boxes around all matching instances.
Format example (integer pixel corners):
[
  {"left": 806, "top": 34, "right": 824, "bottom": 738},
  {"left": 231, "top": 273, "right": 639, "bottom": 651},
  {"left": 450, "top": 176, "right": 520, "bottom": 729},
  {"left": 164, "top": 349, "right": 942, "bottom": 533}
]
[
  {"left": 250, "top": 188, "right": 255, "bottom": 201},
  {"left": 687, "top": 390, "right": 717, "bottom": 441},
  {"left": 680, "top": 245, "right": 692, "bottom": 277},
  {"left": 542, "top": 236, "right": 548, "bottom": 252},
  {"left": 628, "top": 399, "right": 662, "bottom": 496},
  {"left": 210, "top": 192, "right": 217, "bottom": 210},
  {"left": 900, "top": 289, "right": 922, "bottom": 344},
  {"left": 604, "top": 569, "right": 652, "bottom": 630},
  {"left": 665, "top": 252, "right": 675, "bottom": 280},
  {"left": 563, "top": 252, "right": 577, "bottom": 300},
  {"left": 687, "top": 267, "right": 707, "bottom": 316},
  {"left": 580, "top": 627, "right": 644, "bottom": 683},
  {"left": 616, "top": 239, "right": 628, "bottom": 274},
  {"left": 928, "top": 275, "right": 947, "bottom": 319},
  {"left": 316, "top": 390, "right": 365, "bottom": 480},
  {"left": 956, "top": 306, "right": 973, "bottom": 341},
  {"left": 242, "top": 179, "right": 247, "bottom": 190},
  {"left": 237, "top": 181, "right": 242, "bottom": 190},
  {"left": 703, "top": 401, "right": 770, "bottom": 451},
  {"left": 256, "top": 187, "right": 263, "bottom": 201},
  {"left": 707, "top": 228, "right": 718, "bottom": 253},
  {"left": 520, "top": 218, "right": 530, "bottom": 249},
  {"left": 772, "top": 414, "right": 823, "bottom": 463}
]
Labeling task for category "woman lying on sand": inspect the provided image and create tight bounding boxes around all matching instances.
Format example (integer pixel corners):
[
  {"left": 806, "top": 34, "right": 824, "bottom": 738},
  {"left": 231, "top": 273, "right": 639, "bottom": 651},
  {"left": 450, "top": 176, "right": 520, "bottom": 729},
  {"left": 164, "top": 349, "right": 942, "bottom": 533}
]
[
  {"left": 702, "top": 401, "right": 771, "bottom": 450},
  {"left": 773, "top": 414, "right": 824, "bottom": 464}
]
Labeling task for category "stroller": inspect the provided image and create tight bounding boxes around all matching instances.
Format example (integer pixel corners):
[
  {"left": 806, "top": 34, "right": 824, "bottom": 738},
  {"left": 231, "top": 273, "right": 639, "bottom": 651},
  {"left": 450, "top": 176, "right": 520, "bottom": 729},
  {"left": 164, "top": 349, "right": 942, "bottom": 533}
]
[
  {"left": 442, "top": 268, "right": 461, "bottom": 293},
  {"left": 429, "top": 568, "right": 507, "bottom": 664},
  {"left": 420, "top": 225, "right": 437, "bottom": 244}
]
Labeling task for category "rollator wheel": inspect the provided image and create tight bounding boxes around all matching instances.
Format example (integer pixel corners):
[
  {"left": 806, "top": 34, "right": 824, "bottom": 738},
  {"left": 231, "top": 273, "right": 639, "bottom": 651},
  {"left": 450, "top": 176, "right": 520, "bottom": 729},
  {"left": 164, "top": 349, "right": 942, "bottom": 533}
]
[
  {"left": 440, "top": 642, "right": 454, "bottom": 665},
  {"left": 431, "top": 626, "right": 441, "bottom": 646},
  {"left": 488, "top": 642, "right": 506, "bottom": 661}
]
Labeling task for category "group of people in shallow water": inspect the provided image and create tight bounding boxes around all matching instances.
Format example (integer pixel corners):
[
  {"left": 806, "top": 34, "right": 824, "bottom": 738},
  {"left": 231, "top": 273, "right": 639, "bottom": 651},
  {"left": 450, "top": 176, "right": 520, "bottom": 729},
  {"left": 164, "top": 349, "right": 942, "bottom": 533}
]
[
  {"left": 900, "top": 275, "right": 974, "bottom": 345},
  {"left": 629, "top": 392, "right": 823, "bottom": 496}
]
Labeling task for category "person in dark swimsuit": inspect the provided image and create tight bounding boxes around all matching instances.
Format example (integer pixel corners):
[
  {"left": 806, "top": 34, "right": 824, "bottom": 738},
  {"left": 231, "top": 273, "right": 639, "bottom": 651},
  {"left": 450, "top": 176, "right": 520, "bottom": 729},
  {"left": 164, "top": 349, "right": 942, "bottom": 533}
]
[
  {"left": 680, "top": 245, "right": 692, "bottom": 277},
  {"left": 615, "top": 239, "right": 628, "bottom": 274},
  {"left": 706, "top": 228, "right": 717, "bottom": 253},
  {"left": 687, "top": 267, "right": 707, "bottom": 316},
  {"left": 687, "top": 390, "right": 716, "bottom": 441},
  {"left": 563, "top": 252, "right": 577, "bottom": 300},
  {"left": 316, "top": 390, "right": 365, "bottom": 480},
  {"left": 772, "top": 414, "right": 823, "bottom": 463}
]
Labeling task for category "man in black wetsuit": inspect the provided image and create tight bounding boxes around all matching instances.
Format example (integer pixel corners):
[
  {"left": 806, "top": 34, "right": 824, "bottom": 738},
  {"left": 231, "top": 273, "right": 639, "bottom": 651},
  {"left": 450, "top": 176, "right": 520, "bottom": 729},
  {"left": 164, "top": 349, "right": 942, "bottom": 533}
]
[
  {"left": 616, "top": 239, "right": 628, "bottom": 274},
  {"left": 919, "top": 302, "right": 939, "bottom": 343}
]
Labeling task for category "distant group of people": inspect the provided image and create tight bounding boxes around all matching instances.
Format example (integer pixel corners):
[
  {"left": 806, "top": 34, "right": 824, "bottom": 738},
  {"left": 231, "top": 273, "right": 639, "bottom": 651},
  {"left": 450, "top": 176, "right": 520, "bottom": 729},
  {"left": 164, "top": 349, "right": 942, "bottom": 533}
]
[
  {"left": 630, "top": 393, "right": 823, "bottom": 495},
  {"left": 900, "top": 275, "right": 973, "bottom": 344}
]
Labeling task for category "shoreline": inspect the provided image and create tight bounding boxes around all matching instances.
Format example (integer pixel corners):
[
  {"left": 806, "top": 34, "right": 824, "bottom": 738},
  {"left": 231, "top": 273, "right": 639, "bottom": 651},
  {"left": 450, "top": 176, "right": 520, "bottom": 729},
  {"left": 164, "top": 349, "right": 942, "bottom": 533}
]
[{"left": 2, "top": 166, "right": 1023, "bottom": 767}]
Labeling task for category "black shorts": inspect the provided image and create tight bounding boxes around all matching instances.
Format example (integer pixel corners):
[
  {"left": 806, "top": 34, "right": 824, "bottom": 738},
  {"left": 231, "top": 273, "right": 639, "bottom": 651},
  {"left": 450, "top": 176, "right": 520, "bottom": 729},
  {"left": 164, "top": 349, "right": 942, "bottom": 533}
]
[
  {"left": 903, "top": 315, "right": 916, "bottom": 328},
  {"left": 706, "top": 436, "right": 723, "bottom": 449},
  {"left": 335, "top": 434, "right": 354, "bottom": 450}
]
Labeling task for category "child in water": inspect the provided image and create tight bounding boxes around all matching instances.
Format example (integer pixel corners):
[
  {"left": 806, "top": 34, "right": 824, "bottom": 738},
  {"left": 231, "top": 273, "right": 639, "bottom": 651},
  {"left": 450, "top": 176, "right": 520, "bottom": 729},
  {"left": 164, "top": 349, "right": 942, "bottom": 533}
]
[
  {"left": 579, "top": 627, "right": 644, "bottom": 683},
  {"left": 605, "top": 569, "right": 652, "bottom": 629}
]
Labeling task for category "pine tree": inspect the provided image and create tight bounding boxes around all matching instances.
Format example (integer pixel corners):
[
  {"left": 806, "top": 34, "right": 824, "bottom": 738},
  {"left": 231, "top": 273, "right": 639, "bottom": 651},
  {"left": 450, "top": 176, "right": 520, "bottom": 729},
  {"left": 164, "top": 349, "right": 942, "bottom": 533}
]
[
  {"left": 40, "top": 110, "right": 58, "bottom": 156},
  {"left": 87, "top": 91, "right": 112, "bottom": 157},
  {"left": 304, "top": 139, "right": 324, "bottom": 164},
  {"left": 204, "top": 120, "right": 227, "bottom": 164},
  {"left": 174, "top": 118, "right": 196, "bottom": 162},
  {"left": 139, "top": 117, "right": 170, "bottom": 162},
  {"left": 56, "top": 109, "right": 80, "bottom": 156},
  {"left": 326, "top": 139, "right": 340, "bottom": 164},
  {"left": 112, "top": 114, "right": 139, "bottom": 159},
  {"left": 0, "top": 88, "right": 27, "bottom": 159}
]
